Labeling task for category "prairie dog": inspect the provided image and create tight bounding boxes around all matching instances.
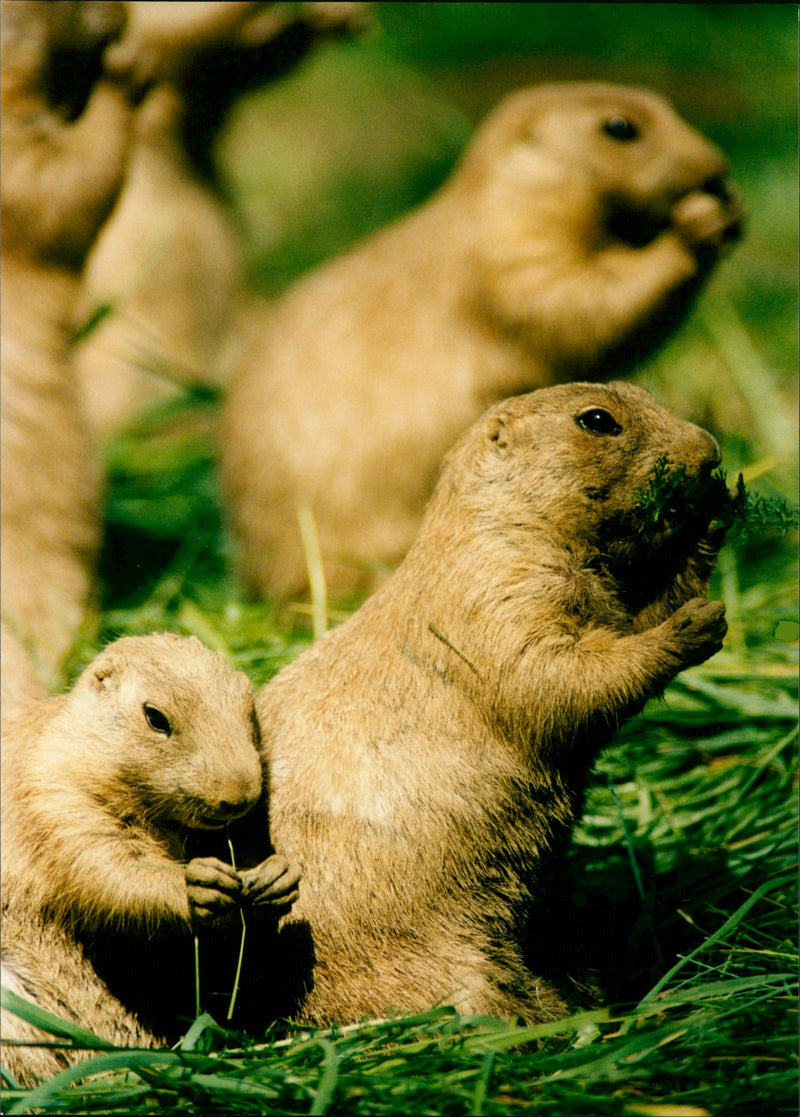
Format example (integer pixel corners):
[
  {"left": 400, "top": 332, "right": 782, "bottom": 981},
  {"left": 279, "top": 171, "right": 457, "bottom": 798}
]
[
  {"left": 73, "top": 1, "right": 366, "bottom": 437},
  {"left": 1, "top": 256, "right": 106, "bottom": 689},
  {"left": 1, "top": 633, "right": 300, "bottom": 1085},
  {"left": 254, "top": 382, "right": 730, "bottom": 1025},
  {"left": 221, "top": 82, "right": 742, "bottom": 603},
  {"left": 1, "top": 0, "right": 132, "bottom": 686}
]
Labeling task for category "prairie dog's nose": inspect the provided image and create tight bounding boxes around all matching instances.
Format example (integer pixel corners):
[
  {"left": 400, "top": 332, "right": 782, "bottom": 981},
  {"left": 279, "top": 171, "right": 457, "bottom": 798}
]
[
  {"left": 696, "top": 430, "right": 722, "bottom": 475},
  {"left": 217, "top": 797, "right": 257, "bottom": 822},
  {"left": 214, "top": 760, "right": 263, "bottom": 819}
]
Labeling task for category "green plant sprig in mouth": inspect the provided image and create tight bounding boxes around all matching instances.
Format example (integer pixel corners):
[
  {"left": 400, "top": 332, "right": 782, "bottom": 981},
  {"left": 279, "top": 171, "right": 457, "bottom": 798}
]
[{"left": 634, "top": 456, "right": 798, "bottom": 542}]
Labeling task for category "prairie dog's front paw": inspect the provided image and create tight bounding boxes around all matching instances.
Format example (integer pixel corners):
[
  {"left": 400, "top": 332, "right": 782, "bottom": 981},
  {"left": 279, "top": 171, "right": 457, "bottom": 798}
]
[
  {"left": 186, "top": 856, "right": 242, "bottom": 926},
  {"left": 667, "top": 597, "right": 727, "bottom": 668},
  {"left": 240, "top": 854, "right": 301, "bottom": 916},
  {"left": 672, "top": 189, "right": 743, "bottom": 253}
]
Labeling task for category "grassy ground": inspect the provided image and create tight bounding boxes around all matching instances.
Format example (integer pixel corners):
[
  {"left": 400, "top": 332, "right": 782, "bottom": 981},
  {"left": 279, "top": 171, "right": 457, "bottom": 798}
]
[{"left": 2, "top": 4, "right": 797, "bottom": 1114}]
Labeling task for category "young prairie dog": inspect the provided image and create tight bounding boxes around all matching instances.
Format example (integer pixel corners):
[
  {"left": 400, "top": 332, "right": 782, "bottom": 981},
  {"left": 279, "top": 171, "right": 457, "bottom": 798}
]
[
  {"left": 221, "top": 82, "right": 743, "bottom": 603},
  {"left": 1, "top": 633, "right": 299, "bottom": 1085},
  {"left": 254, "top": 382, "right": 730, "bottom": 1026},
  {"left": 1, "top": 0, "right": 133, "bottom": 687}
]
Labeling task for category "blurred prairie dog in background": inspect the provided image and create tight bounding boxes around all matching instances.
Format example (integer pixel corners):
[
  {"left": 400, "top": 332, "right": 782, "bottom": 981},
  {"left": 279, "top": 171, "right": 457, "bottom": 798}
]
[
  {"left": 72, "top": 81, "right": 249, "bottom": 436},
  {"left": 1, "top": 0, "right": 132, "bottom": 687},
  {"left": 221, "top": 81, "right": 743, "bottom": 605},
  {"left": 74, "top": 1, "right": 367, "bottom": 437}
]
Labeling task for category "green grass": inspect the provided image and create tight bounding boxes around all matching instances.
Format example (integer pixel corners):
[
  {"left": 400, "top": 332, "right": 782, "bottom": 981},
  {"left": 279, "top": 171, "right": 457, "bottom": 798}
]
[{"left": 2, "top": 4, "right": 798, "bottom": 1114}]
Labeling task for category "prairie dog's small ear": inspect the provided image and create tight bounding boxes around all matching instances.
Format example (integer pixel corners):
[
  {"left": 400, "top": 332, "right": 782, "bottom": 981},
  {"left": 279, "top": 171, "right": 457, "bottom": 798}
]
[
  {"left": 91, "top": 661, "right": 117, "bottom": 689},
  {"left": 487, "top": 414, "right": 509, "bottom": 450}
]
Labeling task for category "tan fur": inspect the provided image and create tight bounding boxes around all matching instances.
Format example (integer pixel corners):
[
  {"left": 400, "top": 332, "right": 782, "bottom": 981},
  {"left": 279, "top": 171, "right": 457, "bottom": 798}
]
[
  {"left": 253, "top": 382, "right": 729, "bottom": 1025},
  {"left": 1, "top": 258, "right": 106, "bottom": 689},
  {"left": 0, "top": 2, "right": 129, "bottom": 265},
  {"left": 221, "top": 82, "right": 743, "bottom": 602},
  {"left": 1, "top": 633, "right": 298, "bottom": 1085},
  {"left": 1, "top": 917, "right": 151, "bottom": 1088},
  {"left": 1, "top": 0, "right": 132, "bottom": 687}
]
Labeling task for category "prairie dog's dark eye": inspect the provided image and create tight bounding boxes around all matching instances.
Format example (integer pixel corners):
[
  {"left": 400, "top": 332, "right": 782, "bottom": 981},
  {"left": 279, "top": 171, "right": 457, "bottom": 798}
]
[
  {"left": 143, "top": 703, "right": 171, "bottom": 736},
  {"left": 602, "top": 116, "right": 639, "bottom": 142},
  {"left": 575, "top": 408, "right": 622, "bottom": 436}
]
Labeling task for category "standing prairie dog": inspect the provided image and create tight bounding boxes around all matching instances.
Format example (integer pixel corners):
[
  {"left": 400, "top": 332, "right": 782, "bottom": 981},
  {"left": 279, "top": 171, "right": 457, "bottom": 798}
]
[
  {"left": 1, "top": 633, "right": 300, "bottom": 1086},
  {"left": 1, "top": 0, "right": 133, "bottom": 688},
  {"left": 221, "top": 82, "right": 743, "bottom": 603},
  {"left": 253, "top": 381, "right": 730, "bottom": 1026}
]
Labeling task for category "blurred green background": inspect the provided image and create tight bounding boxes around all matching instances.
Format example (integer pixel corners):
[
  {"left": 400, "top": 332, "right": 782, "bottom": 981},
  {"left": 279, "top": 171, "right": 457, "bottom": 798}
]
[{"left": 212, "top": 2, "right": 797, "bottom": 496}]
